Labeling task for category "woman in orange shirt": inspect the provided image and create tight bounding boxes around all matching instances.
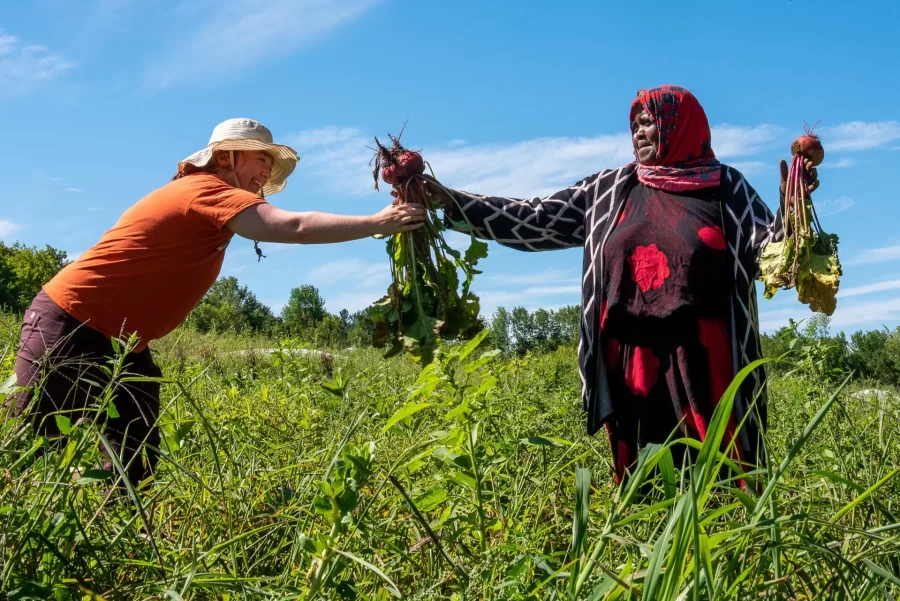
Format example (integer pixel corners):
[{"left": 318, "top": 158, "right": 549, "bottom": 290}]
[{"left": 10, "top": 118, "right": 424, "bottom": 486}]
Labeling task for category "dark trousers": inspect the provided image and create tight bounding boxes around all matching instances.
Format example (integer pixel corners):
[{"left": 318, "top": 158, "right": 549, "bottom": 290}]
[{"left": 8, "top": 291, "right": 161, "bottom": 485}]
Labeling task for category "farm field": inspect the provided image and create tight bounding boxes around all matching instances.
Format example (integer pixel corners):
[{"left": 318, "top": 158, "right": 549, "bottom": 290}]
[{"left": 3, "top": 324, "right": 899, "bottom": 600}]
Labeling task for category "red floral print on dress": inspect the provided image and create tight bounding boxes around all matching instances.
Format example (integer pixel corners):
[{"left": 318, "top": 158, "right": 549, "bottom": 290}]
[
  {"left": 625, "top": 346, "right": 660, "bottom": 396},
  {"left": 628, "top": 244, "right": 671, "bottom": 292},
  {"left": 698, "top": 226, "right": 726, "bottom": 251}
]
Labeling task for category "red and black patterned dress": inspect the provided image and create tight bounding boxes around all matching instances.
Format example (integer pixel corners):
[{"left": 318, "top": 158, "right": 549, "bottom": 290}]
[{"left": 601, "top": 182, "right": 745, "bottom": 481}]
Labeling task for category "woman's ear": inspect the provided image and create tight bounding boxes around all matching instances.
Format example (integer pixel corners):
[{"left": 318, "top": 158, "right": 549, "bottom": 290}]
[{"left": 213, "top": 151, "right": 232, "bottom": 170}]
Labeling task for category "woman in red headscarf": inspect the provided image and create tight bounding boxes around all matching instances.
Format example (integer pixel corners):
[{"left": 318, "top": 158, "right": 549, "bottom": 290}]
[{"left": 426, "top": 86, "right": 819, "bottom": 482}]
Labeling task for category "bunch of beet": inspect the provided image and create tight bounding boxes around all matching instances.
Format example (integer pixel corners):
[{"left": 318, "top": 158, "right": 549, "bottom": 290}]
[
  {"left": 760, "top": 124, "right": 841, "bottom": 315},
  {"left": 368, "top": 125, "right": 486, "bottom": 365}
]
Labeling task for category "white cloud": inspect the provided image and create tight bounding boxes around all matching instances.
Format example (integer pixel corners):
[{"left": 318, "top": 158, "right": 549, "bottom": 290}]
[
  {"left": 728, "top": 161, "right": 770, "bottom": 176},
  {"left": 0, "top": 219, "right": 23, "bottom": 241},
  {"left": 840, "top": 279, "right": 900, "bottom": 299},
  {"left": 827, "top": 157, "right": 858, "bottom": 169},
  {"left": 0, "top": 30, "right": 74, "bottom": 97},
  {"left": 306, "top": 258, "right": 387, "bottom": 289},
  {"left": 758, "top": 297, "right": 900, "bottom": 332},
  {"left": 477, "top": 273, "right": 582, "bottom": 317},
  {"left": 816, "top": 196, "right": 855, "bottom": 217},
  {"left": 428, "top": 133, "right": 634, "bottom": 198},
  {"left": 66, "top": 187, "right": 83, "bottom": 193},
  {"left": 144, "top": 0, "right": 378, "bottom": 90},
  {"left": 430, "top": 124, "right": 777, "bottom": 197},
  {"left": 846, "top": 245, "right": 900, "bottom": 266},
  {"left": 522, "top": 285, "right": 582, "bottom": 295},
  {"left": 290, "top": 126, "right": 376, "bottom": 195},
  {"left": 831, "top": 298, "right": 900, "bottom": 328},
  {"left": 818, "top": 121, "right": 900, "bottom": 152},
  {"left": 289, "top": 123, "right": 785, "bottom": 199},
  {"left": 711, "top": 124, "right": 784, "bottom": 159},
  {"left": 482, "top": 268, "right": 580, "bottom": 286},
  {"left": 305, "top": 258, "right": 390, "bottom": 313}
]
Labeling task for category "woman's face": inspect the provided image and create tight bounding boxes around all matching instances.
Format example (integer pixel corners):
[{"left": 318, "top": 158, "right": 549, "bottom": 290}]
[
  {"left": 631, "top": 110, "right": 659, "bottom": 165},
  {"left": 234, "top": 151, "right": 273, "bottom": 194},
  {"left": 215, "top": 150, "right": 273, "bottom": 194}
]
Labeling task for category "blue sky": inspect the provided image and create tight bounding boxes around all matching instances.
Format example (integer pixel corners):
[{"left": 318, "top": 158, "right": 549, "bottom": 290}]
[{"left": 1, "top": 0, "right": 899, "bottom": 334}]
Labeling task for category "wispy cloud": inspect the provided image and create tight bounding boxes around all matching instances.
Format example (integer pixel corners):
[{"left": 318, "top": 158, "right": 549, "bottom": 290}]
[
  {"left": 711, "top": 124, "right": 784, "bottom": 159},
  {"left": 428, "top": 124, "right": 779, "bottom": 198},
  {"left": 307, "top": 258, "right": 387, "bottom": 289},
  {"left": 476, "top": 269, "right": 583, "bottom": 317},
  {"left": 816, "top": 196, "right": 855, "bottom": 217},
  {"left": 523, "top": 285, "right": 582, "bottom": 296},
  {"left": 482, "top": 268, "right": 580, "bottom": 286},
  {"left": 290, "top": 123, "right": 785, "bottom": 199},
  {"left": 428, "top": 133, "right": 634, "bottom": 197},
  {"left": 827, "top": 157, "right": 858, "bottom": 169},
  {"left": 66, "top": 188, "right": 83, "bottom": 193},
  {"left": 819, "top": 121, "right": 900, "bottom": 152},
  {"left": 728, "top": 161, "right": 770, "bottom": 176},
  {"left": 840, "top": 279, "right": 900, "bottom": 299},
  {"left": 303, "top": 258, "right": 390, "bottom": 313},
  {"left": 290, "top": 127, "right": 376, "bottom": 195},
  {"left": 0, "top": 219, "right": 23, "bottom": 241},
  {"left": 0, "top": 29, "right": 74, "bottom": 97},
  {"left": 758, "top": 297, "right": 900, "bottom": 332},
  {"left": 846, "top": 245, "right": 900, "bottom": 266},
  {"left": 144, "top": 0, "right": 378, "bottom": 90}
]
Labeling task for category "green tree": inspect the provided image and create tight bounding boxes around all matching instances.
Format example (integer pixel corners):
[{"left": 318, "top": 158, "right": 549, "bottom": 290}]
[
  {"left": 510, "top": 306, "right": 535, "bottom": 354},
  {"left": 847, "top": 329, "right": 891, "bottom": 382},
  {"left": 0, "top": 252, "right": 18, "bottom": 311},
  {"left": 532, "top": 308, "right": 554, "bottom": 350},
  {"left": 346, "top": 308, "right": 375, "bottom": 347},
  {"left": 313, "top": 314, "right": 348, "bottom": 348},
  {"left": 0, "top": 242, "right": 69, "bottom": 312},
  {"left": 489, "top": 307, "right": 511, "bottom": 352},
  {"left": 186, "top": 276, "right": 276, "bottom": 334},
  {"left": 282, "top": 285, "right": 327, "bottom": 334},
  {"left": 554, "top": 305, "right": 580, "bottom": 346}
]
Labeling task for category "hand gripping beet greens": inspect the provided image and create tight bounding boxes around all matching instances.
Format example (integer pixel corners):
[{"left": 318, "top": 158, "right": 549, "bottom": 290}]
[
  {"left": 759, "top": 126, "right": 842, "bottom": 315},
  {"left": 368, "top": 126, "right": 487, "bottom": 364}
]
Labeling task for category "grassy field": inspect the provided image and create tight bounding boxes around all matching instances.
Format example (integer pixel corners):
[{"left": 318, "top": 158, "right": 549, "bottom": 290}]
[{"left": 2, "top": 315, "right": 900, "bottom": 600}]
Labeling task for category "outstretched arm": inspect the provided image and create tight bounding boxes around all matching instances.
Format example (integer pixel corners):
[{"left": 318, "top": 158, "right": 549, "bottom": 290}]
[
  {"left": 226, "top": 202, "right": 426, "bottom": 244},
  {"left": 425, "top": 171, "right": 616, "bottom": 252}
]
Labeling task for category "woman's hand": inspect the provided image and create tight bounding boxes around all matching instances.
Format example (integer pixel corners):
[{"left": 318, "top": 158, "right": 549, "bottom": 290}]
[
  {"left": 419, "top": 174, "right": 454, "bottom": 209},
  {"left": 780, "top": 158, "right": 820, "bottom": 196},
  {"left": 372, "top": 202, "right": 427, "bottom": 235}
]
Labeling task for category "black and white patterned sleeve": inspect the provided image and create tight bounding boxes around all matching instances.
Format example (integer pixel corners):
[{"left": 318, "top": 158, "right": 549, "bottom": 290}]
[
  {"left": 442, "top": 171, "right": 612, "bottom": 252},
  {"left": 726, "top": 167, "right": 785, "bottom": 278}
]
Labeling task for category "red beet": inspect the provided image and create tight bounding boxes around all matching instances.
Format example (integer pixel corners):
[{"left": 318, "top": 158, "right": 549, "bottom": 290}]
[
  {"left": 791, "top": 135, "right": 825, "bottom": 166},
  {"left": 381, "top": 150, "right": 425, "bottom": 185},
  {"left": 372, "top": 123, "right": 429, "bottom": 208},
  {"left": 791, "top": 122, "right": 825, "bottom": 166}
]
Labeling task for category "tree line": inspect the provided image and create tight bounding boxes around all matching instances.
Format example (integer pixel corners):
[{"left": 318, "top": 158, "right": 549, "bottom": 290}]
[{"left": 5, "top": 241, "right": 900, "bottom": 386}]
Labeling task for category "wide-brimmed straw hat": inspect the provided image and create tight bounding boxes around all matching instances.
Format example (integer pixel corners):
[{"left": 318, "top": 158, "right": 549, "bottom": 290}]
[{"left": 179, "top": 118, "right": 299, "bottom": 196}]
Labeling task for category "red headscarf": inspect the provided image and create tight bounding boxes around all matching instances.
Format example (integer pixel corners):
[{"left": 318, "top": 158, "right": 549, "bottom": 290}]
[{"left": 630, "top": 85, "right": 721, "bottom": 192}]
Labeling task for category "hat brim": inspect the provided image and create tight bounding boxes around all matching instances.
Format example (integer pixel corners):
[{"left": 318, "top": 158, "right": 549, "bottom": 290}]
[{"left": 180, "top": 139, "right": 299, "bottom": 197}]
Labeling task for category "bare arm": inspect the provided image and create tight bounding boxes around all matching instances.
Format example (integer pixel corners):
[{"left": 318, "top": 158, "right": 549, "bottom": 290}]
[{"left": 225, "top": 202, "right": 426, "bottom": 244}]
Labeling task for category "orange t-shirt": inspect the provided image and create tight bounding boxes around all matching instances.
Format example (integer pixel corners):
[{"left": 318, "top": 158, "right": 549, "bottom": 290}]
[{"left": 44, "top": 174, "right": 266, "bottom": 350}]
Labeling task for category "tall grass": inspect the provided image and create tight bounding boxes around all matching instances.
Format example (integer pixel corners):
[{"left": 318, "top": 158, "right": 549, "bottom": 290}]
[{"left": 1, "top": 317, "right": 898, "bottom": 599}]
